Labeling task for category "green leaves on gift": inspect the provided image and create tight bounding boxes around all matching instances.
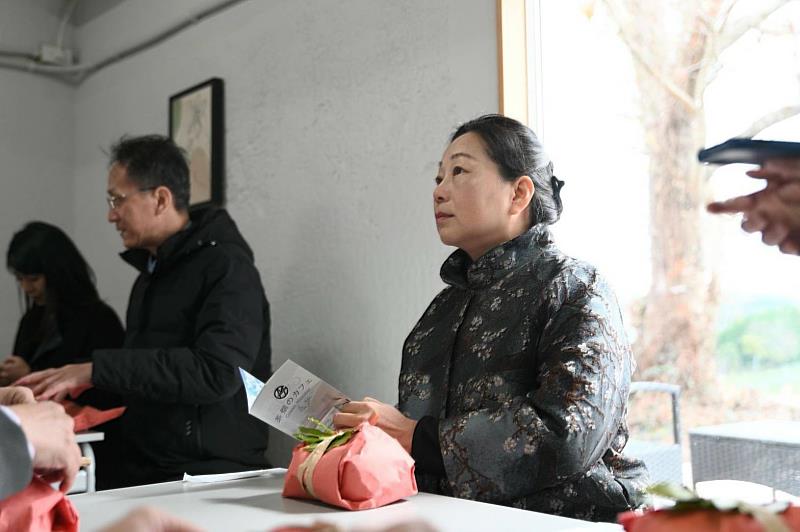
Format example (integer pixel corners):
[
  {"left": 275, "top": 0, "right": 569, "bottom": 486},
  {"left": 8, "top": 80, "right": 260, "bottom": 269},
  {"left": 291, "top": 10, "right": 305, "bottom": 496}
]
[{"left": 293, "top": 418, "right": 356, "bottom": 452}]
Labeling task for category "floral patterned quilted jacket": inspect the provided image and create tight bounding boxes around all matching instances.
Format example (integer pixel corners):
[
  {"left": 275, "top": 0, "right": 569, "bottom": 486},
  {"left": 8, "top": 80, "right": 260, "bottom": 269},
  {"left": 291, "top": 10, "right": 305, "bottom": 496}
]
[{"left": 398, "top": 224, "right": 649, "bottom": 522}]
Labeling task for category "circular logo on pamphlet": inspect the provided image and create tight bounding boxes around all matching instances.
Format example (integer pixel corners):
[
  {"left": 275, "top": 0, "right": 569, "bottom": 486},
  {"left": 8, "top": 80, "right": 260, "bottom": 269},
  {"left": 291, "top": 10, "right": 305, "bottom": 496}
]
[{"left": 274, "top": 385, "right": 289, "bottom": 399}]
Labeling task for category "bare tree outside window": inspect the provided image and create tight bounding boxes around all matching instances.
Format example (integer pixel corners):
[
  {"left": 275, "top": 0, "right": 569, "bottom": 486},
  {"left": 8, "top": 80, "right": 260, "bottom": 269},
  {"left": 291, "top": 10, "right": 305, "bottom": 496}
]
[
  {"left": 531, "top": 0, "right": 800, "bottom": 452},
  {"left": 596, "top": 0, "right": 800, "bottom": 392}
]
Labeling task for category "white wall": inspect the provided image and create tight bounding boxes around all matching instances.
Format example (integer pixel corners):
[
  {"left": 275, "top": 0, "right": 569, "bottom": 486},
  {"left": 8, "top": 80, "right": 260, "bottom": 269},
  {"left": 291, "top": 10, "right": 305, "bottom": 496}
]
[
  {"left": 0, "top": 0, "right": 75, "bottom": 350},
  {"left": 12, "top": 0, "right": 498, "bottom": 465}
]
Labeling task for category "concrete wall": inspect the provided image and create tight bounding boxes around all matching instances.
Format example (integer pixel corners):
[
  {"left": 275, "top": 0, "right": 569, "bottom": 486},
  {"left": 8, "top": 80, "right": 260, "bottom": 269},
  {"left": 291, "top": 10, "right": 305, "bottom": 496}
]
[
  {"left": 71, "top": 0, "right": 498, "bottom": 464},
  {"left": 0, "top": 0, "right": 75, "bottom": 350}
]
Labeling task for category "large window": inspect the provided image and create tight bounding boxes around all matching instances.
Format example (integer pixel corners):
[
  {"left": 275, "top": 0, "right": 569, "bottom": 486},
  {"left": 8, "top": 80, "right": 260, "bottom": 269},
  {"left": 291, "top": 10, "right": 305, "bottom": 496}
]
[{"left": 526, "top": 0, "right": 800, "bottom": 498}]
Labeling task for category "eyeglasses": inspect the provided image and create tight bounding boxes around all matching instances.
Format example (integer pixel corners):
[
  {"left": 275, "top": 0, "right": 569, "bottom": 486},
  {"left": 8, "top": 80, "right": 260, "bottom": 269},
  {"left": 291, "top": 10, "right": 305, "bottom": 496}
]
[{"left": 106, "top": 187, "right": 157, "bottom": 210}]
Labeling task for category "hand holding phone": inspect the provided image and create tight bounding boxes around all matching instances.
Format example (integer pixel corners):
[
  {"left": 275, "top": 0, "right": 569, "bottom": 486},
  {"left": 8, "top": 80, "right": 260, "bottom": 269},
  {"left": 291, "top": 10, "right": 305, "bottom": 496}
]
[{"left": 706, "top": 157, "right": 800, "bottom": 255}]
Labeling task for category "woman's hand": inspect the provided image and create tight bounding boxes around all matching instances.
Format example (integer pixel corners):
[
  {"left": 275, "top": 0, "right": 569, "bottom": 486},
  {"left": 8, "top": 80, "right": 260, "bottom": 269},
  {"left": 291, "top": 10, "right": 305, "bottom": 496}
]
[
  {"left": 14, "top": 363, "right": 93, "bottom": 401},
  {"left": 333, "top": 397, "right": 417, "bottom": 453},
  {"left": 0, "top": 356, "right": 31, "bottom": 385}
]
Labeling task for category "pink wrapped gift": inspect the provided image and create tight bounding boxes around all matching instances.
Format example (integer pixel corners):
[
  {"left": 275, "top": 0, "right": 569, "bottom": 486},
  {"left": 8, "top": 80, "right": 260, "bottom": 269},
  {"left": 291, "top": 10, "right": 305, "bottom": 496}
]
[
  {"left": 619, "top": 505, "right": 800, "bottom": 532},
  {"left": 282, "top": 422, "right": 417, "bottom": 510},
  {"left": 0, "top": 476, "right": 79, "bottom": 532},
  {"left": 620, "top": 483, "right": 800, "bottom": 532}
]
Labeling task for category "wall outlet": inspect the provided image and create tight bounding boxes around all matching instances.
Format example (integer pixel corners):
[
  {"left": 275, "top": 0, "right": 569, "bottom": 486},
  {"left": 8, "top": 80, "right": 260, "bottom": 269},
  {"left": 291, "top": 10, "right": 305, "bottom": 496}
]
[{"left": 38, "top": 43, "right": 74, "bottom": 66}]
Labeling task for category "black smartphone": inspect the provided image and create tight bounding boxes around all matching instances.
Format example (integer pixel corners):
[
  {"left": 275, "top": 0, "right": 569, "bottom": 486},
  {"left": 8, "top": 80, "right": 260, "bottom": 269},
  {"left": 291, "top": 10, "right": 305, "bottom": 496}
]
[{"left": 698, "top": 138, "right": 800, "bottom": 165}]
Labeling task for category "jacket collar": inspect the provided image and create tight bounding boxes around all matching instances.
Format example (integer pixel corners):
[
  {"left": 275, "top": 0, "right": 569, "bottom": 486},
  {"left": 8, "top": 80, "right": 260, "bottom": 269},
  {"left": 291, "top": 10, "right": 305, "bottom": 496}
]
[
  {"left": 120, "top": 208, "right": 228, "bottom": 273},
  {"left": 440, "top": 224, "right": 553, "bottom": 290},
  {"left": 120, "top": 221, "right": 192, "bottom": 273}
]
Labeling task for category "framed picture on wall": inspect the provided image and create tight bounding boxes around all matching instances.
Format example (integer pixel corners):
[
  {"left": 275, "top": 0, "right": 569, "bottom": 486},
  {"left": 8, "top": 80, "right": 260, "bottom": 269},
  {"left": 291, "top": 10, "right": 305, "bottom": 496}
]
[{"left": 169, "top": 77, "right": 225, "bottom": 209}]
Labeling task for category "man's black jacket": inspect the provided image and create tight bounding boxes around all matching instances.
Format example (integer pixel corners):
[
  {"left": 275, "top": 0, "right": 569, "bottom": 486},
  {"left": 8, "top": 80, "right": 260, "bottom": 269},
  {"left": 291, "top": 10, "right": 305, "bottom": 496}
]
[{"left": 92, "top": 208, "right": 271, "bottom": 479}]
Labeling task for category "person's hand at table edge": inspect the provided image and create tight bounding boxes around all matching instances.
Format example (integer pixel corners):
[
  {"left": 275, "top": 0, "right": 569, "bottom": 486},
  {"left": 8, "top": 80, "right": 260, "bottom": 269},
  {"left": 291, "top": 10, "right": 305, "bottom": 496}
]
[
  {"left": 100, "top": 506, "right": 205, "bottom": 532},
  {"left": 11, "top": 401, "right": 81, "bottom": 493}
]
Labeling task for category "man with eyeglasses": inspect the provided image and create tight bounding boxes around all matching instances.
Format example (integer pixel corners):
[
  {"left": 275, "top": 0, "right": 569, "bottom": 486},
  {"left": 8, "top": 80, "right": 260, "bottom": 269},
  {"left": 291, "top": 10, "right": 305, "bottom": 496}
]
[{"left": 18, "top": 134, "right": 272, "bottom": 489}]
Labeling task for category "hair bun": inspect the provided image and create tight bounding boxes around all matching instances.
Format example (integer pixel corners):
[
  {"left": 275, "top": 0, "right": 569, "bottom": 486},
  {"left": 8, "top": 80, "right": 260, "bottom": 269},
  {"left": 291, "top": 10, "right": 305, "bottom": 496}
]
[{"left": 550, "top": 174, "right": 564, "bottom": 214}]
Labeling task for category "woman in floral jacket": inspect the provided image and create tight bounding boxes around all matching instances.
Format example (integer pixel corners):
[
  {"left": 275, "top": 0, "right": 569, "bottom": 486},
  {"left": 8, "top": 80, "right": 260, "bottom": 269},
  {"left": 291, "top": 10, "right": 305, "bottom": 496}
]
[{"left": 335, "top": 114, "right": 648, "bottom": 522}]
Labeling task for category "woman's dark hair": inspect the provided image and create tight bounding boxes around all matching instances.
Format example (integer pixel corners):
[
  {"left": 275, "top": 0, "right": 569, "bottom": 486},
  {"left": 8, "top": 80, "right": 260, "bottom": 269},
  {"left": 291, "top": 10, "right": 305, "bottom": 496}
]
[
  {"left": 109, "top": 134, "right": 191, "bottom": 211},
  {"left": 451, "top": 114, "right": 564, "bottom": 227},
  {"left": 6, "top": 222, "right": 100, "bottom": 315}
]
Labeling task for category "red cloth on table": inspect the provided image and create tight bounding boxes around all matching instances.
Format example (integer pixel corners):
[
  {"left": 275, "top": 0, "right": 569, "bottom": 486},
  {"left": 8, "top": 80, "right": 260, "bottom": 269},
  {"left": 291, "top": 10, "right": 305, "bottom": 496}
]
[
  {"left": 0, "top": 477, "right": 79, "bottom": 532},
  {"left": 619, "top": 506, "right": 800, "bottom": 531},
  {"left": 61, "top": 400, "right": 125, "bottom": 432}
]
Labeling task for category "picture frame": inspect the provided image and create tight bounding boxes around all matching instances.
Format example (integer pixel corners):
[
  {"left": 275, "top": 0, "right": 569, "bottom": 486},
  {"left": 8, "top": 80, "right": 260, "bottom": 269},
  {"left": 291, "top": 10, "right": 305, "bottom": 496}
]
[{"left": 169, "top": 77, "right": 225, "bottom": 209}]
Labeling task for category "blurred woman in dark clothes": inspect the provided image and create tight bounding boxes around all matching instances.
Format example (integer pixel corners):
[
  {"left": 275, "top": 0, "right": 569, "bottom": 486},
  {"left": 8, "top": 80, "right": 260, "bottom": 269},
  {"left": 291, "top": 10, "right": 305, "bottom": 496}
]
[{"left": 3, "top": 221, "right": 124, "bottom": 393}]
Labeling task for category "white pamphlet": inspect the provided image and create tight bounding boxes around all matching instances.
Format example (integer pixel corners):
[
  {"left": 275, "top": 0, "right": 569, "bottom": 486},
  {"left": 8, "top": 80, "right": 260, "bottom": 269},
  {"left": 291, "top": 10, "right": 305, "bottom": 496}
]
[{"left": 239, "top": 359, "right": 350, "bottom": 438}]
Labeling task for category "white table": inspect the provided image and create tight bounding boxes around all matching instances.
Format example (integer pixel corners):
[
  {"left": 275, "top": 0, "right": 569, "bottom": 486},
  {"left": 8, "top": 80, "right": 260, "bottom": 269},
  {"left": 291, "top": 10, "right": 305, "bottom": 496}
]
[{"left": 70, "top": 469, "right": 621, "bottom": 531}]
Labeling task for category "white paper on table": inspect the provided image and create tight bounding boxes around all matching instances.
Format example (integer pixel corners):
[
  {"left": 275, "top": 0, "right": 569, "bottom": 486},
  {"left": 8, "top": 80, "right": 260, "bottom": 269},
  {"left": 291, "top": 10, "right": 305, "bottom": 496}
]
[
  {"left": 182, "top": 467, "right": 286, "bottom": 484},
  {"left": 238, "top": 359, "right": 350, "bottom": 438}
]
